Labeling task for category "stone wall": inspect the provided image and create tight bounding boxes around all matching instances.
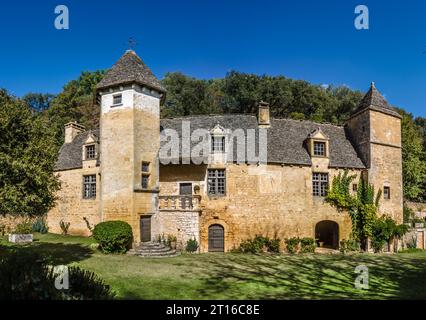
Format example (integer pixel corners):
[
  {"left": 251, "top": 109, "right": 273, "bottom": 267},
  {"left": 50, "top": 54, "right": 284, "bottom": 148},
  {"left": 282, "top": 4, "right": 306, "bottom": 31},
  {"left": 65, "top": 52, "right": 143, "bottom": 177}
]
[
  {"left": 0, "top": 215, "right": 37, "bottom": 234},
  {"left": 159, "top": 163, "right": 362, "bottom": 252},
  {"left": 47, "top": 167, "right": 100, "bottom": 236}
]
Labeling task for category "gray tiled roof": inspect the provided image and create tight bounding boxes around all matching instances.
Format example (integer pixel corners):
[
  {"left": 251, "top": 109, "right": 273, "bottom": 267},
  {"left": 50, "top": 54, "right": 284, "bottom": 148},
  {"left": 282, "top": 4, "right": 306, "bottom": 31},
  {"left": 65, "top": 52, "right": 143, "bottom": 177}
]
[
  {"left": 160, "top": 115, "right": 366, "bottom": 168},
  {"left": 54, "top": 115, "right": 365, "bottom": 171},
  {"left": 96, "top": 50, "right": 165, "bottom": 93},
  {"left": 352, "top": 83, "right": 401, "bottom": 118},
  {"left": 54, "top": 130, "right": 100, "bottom": 171}
]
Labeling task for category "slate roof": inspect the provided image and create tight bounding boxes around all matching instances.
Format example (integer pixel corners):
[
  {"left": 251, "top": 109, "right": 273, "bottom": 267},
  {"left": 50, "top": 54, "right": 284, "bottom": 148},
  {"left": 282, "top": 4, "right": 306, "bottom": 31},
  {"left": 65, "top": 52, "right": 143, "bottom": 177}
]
[
  {"left": 55, "top": 130, "right": 100, "bottom": 171},
  {"left": 352, "top": 82, "right": 401, "bottom": 118},
  {"left": 160, "top": 115, "right": 366, "bottom": 168},
  {"left": 96, "top": 50, "right": 166, "bottom": 93},
  {"left": 54, "top": 115, "right": 365, "bottom": 171}
]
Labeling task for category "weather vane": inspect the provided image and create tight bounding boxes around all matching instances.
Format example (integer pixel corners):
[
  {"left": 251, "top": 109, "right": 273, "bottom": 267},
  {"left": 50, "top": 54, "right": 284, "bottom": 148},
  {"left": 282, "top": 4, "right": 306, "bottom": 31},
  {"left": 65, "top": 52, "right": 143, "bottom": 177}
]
[{"left": 127, "top": 37, "right": 138, "bottom": 51}]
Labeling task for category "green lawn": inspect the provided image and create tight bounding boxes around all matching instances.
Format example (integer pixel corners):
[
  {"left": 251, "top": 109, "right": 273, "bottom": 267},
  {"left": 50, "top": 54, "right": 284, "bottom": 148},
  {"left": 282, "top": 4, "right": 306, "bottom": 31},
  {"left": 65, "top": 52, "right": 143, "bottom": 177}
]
[{"left": 1, "top": 233, "right": 426, "bottom": 299}]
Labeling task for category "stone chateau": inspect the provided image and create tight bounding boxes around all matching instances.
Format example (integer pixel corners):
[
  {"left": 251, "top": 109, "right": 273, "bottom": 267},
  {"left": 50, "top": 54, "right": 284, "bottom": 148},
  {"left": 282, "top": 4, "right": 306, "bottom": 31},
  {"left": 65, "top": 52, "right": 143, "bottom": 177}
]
[{"left": 47, "top": 50, "right": 403, "bottom": 252}]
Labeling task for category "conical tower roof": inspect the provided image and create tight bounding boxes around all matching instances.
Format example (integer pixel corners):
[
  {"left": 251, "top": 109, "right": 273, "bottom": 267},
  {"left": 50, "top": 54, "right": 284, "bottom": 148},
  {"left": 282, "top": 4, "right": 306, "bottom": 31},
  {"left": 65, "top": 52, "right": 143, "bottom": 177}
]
[
  {"left": 96, "top": 50, "right": 165, "bottom": 93},
  {"left": 351, "top": 82, "right": 401, "bottom": 118}
]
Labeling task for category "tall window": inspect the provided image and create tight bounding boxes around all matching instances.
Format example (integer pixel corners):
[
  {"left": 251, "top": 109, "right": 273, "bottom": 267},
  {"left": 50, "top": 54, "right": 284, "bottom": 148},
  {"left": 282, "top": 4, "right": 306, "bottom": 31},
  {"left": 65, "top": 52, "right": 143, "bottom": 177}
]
[
  {"left": 313, "top": 141, "right": 326, "bottom": 156},
  {"left": 141, "top": 162, "right": 150, "bottom": 189},
  {"left": 85, "top": 145, "right": 96, "bottom": 160},
  {"left": 83, "top": 175, "right": 96, "bottom": 199},
  {"left": 384, "top": 186, "right": 390, "bottom": 200},
  {"left": 112, "top": 94, "right": 122, "bottom": 106},
  {"left": 208, "top": 169, "right": 226, "bottom": 196},
  {"left": 211, "top": 136, "right": 225, "bottom": 153},
  {"left": 312, "top": 173, "right": 328, "bottom": 197}
]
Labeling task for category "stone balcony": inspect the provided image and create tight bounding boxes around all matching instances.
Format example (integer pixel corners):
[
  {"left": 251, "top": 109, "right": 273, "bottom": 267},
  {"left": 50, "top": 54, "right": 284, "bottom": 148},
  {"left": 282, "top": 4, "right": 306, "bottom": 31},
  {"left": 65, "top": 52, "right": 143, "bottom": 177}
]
[{"left": 159, "top": 195, "right": 202, "bottom": 212}]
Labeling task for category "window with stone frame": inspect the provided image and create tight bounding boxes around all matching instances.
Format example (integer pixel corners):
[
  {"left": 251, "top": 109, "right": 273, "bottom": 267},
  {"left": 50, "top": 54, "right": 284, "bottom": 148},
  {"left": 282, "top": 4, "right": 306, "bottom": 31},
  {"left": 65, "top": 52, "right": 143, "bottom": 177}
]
[
  {"left": 211, "top": 136, "right": 225, "bottom": 153},
  {"left": 352, "top": 183, "right": 358, "bottom": 192},
  {"left": 207, "top": 169, "right": 226, "bottom": 196},
  {"left": 313, "top": 141, "right": 326, "bottom": 156},
  {"left": 112, "top": 94, "right": 122, "bottom": 106},
  {"left": 384, "top": 186, "right": 390, "bottom": 200},
  {"left": 312, "top": 172, "right": 328, "bottom": 197},
  {"left": 85, "top": 144, "right": 96, "bottom": 160},
  {"left": 83, "top": 175, "right": 96, "bottom": 199},
  {"left": 141, "top": 162, "right": 150, "bottom": 189}
]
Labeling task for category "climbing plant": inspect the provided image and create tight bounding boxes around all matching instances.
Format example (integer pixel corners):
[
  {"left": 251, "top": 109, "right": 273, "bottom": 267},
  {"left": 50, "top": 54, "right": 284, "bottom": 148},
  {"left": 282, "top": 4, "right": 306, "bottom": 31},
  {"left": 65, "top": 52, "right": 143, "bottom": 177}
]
[{"left": 325, "top": 170, "right": 381, "bottom": 250}]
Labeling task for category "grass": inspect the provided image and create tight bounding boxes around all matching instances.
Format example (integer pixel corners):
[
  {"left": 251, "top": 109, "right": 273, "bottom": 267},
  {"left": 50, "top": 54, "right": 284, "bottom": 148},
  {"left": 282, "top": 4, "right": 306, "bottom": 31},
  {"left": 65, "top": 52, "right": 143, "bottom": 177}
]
[{"left": 1, "top": 233, "right": 426, "bottom": 299}]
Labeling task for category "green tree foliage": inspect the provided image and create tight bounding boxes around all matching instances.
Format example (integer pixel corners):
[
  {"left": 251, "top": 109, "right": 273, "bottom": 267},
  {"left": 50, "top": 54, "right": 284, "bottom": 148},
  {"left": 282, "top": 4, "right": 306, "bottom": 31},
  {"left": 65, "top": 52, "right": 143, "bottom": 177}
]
[
  {"left": 46, "top": 70, "right": 105, "bottom": 147},
  {"left": 0, "top": 90, "right": 60, "bottom": 216},
  {"left": 398, "top": 109, "right": 426, "bottom": 201},
  {"left": 22, "top": 93, "right": 55, "bottom": 112}
]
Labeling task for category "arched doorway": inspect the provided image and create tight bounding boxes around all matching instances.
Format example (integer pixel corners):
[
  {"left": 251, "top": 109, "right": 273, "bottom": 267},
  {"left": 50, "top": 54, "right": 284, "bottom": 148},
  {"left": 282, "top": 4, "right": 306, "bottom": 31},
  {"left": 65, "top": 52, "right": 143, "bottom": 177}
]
[
  {"left": 315, "top": 220, "right": 339, "bottom": 249},
  {"left": 208, "top": 224, "right": 224, "bottom": 252}
]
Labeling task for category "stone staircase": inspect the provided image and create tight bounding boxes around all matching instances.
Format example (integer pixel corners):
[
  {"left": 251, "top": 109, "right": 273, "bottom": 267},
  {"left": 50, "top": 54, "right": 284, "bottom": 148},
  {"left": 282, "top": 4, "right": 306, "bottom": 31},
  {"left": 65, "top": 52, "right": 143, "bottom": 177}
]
[{"left": 128, "top": 242, "right": 179, "bottom": 258}]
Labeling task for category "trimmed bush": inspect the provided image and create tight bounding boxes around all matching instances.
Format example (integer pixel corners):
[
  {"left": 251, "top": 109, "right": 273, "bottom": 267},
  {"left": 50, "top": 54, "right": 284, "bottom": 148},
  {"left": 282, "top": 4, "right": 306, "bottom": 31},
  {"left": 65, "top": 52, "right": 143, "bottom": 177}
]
[
  {"left": 285, "top": 237, "right": 300, "bottom": 254},
  {"left": 0, "top": 250, "right": 114, "bottom": 299},
  {"left": 238, "top": 236, "right": 280, "bottom": 253},
  {"left": 13, "top": 220, "right": 33, "bottom": 234},
  {"left": 186, "top": 238, "right": 199, "bottom": 253},
  {"left": 300, "top": 237, "right": 316, "bottom": 253},
  {"left": 93, "top": 221, "right": 133, "bottom": 254},
  {"left": 32, "top": 217, "right": 49, "bottom": 234}
]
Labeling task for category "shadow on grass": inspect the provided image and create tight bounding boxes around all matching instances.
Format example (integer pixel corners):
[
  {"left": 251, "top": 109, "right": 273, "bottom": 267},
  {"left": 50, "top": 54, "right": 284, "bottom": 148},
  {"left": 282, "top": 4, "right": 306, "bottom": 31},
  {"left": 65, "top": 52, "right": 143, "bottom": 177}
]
[
  {"left": 195, "top": 253, "right": 426, "bottom": 300},
  {"left": 0, "top": 242, "right": 93, "bottom": 265}
]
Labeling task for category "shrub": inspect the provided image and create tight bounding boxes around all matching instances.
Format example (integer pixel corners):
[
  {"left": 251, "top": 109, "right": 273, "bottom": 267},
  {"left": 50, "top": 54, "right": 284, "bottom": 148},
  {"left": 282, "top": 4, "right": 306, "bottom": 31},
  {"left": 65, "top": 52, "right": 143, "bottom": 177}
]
[
  {"left": 0, "top": 251, "right": 114, "bottom": 299},
  {"left": 32, "top": 217, "right": 49, "bottom": 234},
  {"left": 238, "top": 236, "right": 280, "bottom": 253},
  {"left": 340, "top": 239, "right": 360, "bottom": 253},
  {"left": 185, "top": 238, "right": 199, "bottom": 253},
  {"left": 285, "top": 237, "right": 300, "bottom": 254},
  {"left": 59, "top": 220, "right": 70, "bottom": 236},
  {"left": 300, "top": 237, "right": 316, "bottom": 253},
  {"left": 93, "top": 221, "right": 133, "bottom": 254},
  {"left": 13, "top": 220, "right": 33, "bottom": 234}
]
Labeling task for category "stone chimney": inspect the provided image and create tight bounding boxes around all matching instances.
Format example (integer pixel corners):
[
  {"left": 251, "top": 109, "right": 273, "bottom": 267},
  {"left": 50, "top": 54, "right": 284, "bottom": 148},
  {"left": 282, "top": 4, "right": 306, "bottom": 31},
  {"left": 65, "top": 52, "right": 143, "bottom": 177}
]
[
  {"left": 64, "top": 122, "right": 85, "bottom": 143},
  {"left": 257, "top": 101, "right": 270, "bottom": 127}
]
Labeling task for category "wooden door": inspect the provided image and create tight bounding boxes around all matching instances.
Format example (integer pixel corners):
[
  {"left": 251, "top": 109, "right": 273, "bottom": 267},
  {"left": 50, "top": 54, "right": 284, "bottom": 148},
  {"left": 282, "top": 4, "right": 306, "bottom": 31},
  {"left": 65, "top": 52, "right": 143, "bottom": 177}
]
[
  {"left": 208, "top": 224, "right": 224, "bottom": 252},
  {"left": 140, "top": 216, "right": 151, "bottom": 242}
]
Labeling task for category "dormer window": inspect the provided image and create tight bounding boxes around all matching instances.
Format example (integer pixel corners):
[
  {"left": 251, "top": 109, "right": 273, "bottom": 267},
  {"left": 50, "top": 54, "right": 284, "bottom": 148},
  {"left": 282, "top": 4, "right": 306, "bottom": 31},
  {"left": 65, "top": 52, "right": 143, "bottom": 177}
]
[
  {"left": 313, "top": 141, "right": 326, "bottom": 156},
  {"left": 210, "top": 124, "right": 226, "bottom": 154},
  {"left": 307, "top": 128, "right": 329, "bottom": 158},
  {"left": 112, "top": 94, "right": 122, "bottom": 106},
  {"left": 85, "top": 145, "right": 96, "bottom": 160}
]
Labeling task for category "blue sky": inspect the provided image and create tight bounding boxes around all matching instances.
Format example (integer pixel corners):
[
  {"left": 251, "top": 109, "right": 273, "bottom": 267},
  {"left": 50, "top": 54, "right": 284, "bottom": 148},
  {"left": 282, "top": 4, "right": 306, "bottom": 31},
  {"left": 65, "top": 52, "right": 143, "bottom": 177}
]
[{"left": 0, "top": 0, "right": 424, "bottom": 117}]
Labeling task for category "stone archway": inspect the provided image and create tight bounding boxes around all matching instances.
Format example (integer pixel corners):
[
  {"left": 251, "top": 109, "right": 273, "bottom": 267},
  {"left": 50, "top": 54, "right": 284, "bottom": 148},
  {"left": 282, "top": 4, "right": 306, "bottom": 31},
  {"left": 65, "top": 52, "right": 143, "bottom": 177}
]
[
  {"left": 315, "top": 220, "right": 339, "bottom": 249},
  {"left": 208, "top": 224, "right": 224, "bottom": 252}
]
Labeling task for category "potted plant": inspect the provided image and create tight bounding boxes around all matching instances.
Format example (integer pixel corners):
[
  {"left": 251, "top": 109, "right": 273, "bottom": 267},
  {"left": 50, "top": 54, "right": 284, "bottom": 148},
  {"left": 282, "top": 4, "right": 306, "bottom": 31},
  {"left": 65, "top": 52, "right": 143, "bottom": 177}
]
[
  {"left": 9, "top": 220, "right": 33, "bottom": 243},
  {"left": 167, "top": 234, "right": 177, "bottom": 249}
]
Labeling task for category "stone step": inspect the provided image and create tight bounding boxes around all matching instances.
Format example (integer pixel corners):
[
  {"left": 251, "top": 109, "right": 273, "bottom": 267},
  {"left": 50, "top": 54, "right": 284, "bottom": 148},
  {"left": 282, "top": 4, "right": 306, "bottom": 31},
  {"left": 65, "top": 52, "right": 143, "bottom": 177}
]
[
  {"left": 127, "top": 248, "right": 179, "bottom": 258},
  {"left": 135, "top": 248, "right": 175, "bottom": 254}
]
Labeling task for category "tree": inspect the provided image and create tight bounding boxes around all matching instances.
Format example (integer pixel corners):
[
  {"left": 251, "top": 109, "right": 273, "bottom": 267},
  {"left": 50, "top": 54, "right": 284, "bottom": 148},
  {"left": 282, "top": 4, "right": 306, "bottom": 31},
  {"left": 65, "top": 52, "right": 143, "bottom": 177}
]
[
  {"left": 0, "top": 90, "right": 60, "bottom": 216},
  {"left": 22, "top": 93, "right": 55, "bottom": 112},
  {"left": 46, "top": 70, "right": 105, "bottom": 147},
  {"left": 398, "top": 109, "right": 426, "bottom": 201}
]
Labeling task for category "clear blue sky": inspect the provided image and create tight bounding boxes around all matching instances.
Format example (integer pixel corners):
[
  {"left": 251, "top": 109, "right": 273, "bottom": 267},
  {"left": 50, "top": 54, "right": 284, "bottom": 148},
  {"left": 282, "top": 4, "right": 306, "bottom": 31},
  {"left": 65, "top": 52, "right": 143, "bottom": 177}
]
[{"left": 0, "top": 0, "right": 424, "bottom": 117}]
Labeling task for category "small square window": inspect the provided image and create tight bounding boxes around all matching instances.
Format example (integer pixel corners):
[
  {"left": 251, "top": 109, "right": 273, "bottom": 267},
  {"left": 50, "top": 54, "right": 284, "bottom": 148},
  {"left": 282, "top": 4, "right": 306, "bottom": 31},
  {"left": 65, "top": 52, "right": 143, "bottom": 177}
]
[
  {"left": 313, "top": 141, "right": 326, "bottom": 156},
  {"left": 142, "top": 175, "right": 149, "bottom": 189},
  {"left": 142, "top": 162, "right": 150, "bottom": 173},
  {"left": 384, "top": 186, "right": 390, "bottom": 200},
  {"left": 353, "top": 184, "right": 358, "bottom": 192},
  {"left": 112, "top": 94, "right": 122, "bottom": 106},
  {"left": 85, "top": 145, "right": 96, "bottom": 160}
]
